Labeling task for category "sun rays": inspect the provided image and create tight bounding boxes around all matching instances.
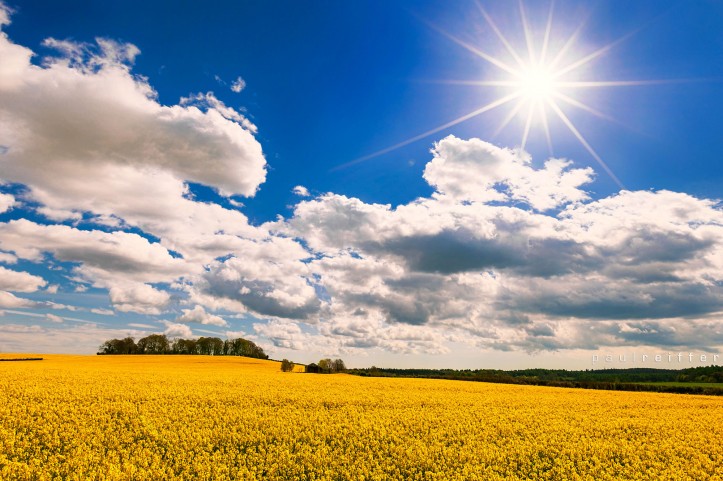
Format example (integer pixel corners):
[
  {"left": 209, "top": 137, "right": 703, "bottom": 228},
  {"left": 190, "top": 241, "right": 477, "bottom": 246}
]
[{"left": 336, "top": 1, "right": 674, "bottom": 188}]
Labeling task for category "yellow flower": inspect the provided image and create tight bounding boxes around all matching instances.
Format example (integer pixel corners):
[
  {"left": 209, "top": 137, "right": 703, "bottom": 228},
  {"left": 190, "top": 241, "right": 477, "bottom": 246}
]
[{"left": 0, "top": 354, "right": 721, "bottom": 480}]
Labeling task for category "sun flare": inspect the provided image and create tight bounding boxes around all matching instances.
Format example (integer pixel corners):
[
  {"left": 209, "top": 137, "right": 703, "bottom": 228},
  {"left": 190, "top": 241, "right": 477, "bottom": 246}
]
[
  {"left": 518, "top": 66, "right": 557, "bottom": 102},
  {"left": 341, "top": 2, "right": 672, "bottom": 188}
]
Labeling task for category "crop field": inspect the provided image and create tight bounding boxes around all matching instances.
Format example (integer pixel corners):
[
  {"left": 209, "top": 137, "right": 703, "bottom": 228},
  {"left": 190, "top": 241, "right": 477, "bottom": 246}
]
[{"left": 1, "top": 355, "right": 722, "bottom": 480}]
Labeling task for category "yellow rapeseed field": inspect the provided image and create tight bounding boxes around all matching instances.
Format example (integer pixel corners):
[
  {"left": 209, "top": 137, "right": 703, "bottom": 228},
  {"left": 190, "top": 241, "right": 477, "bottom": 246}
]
[{"left": 1, "top": 355, "right": 722, "bottom": 480}]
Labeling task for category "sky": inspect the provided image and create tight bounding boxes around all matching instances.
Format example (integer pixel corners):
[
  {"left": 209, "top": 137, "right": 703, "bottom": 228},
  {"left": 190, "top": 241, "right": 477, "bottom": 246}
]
[{"left": 1, "top": 0, "right": 723, "bottom": 369}]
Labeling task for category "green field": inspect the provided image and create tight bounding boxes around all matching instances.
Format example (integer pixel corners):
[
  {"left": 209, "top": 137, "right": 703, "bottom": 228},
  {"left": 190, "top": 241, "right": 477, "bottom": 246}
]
[{"left": 637, "top": 382, "right": 723, "bottom": 388}]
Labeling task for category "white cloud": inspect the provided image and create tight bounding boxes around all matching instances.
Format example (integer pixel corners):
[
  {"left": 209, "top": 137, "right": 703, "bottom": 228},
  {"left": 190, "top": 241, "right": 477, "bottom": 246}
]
[
  {"left": 0, "top": 193, "right": 15, "bottom": 213},
  {"left": 176, "top": 305, "right": 228, "bottom": 327},
  {"left": 0, "top": 15, "right": 268, "bottom": 271},
  {"left": 109, "top": 283, "right": 170, "bottom": 315},
  {"left": 0, "top": 266, "right": 46, "bottom": 292},
  {"left": 272, "top": 142, "right": 723, "bottom": 353},
  {"left": 0, "top": 5, "right": 32, "bottom": 91},
  {"left": 45, "top": 313, "right": 63, "bottom": 323},
  {"left": 292, "top": 185, "right": 310, "bottom": 197},
  {"left": 163, "top": 322, "right": 193, "bottom": 339},
  {"left": 0, "top": 251, "right": 16, "bottom": 264},
  {"left": 0, "top": 322, "right": 151, "bottom": 354},
  {"left": 46, "top": 284, "right": 59, "bottom": 294},
  {"left": 128, "top": 322, "right": 154, "bottom": 329},
  {"left": 0, "top": 2, "right": 11, "bottom": 26},
  {"left": 0, "top": 220, "right": 193, "bottom": 287},
  {"left": 180, "top": 92, "right": 256, "bottom": 132},
  {"left": 45, "top": 302, "right": 78, "bottom": 311},
  {"left": 254, "top": 319, "right": 309, "bottom": 351},
  {"left": 36, "top": 206, "right": 83, "bottom": 222},
  {"left": 423, "top": 136, "right": 593, "bottom": 210},
  {"left": 0, "top": 324, "right": 44, "bottom": 334},
  {"left": 224, "top": 329, "right": 247, "bottom": 338},
  {"left": 188, "top": 236, "right": 321, "bottom": 320},
  {"left": 91, "top": 308, "right": 115, "bottom": 316},
  {"left": 0, "top": 31, "right": 265, "bottom": 198},
  {"left": 0, "top": 290, "right": 36, "bottom": 308},
  {"left": 230, "top": 76, "right": 246, "bottom": 93}
]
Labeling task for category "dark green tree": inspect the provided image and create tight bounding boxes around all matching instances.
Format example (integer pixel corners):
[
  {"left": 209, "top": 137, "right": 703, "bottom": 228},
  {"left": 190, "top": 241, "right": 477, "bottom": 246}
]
[
  {"left": 137, "top": 334, "right": 169, "bottom": 354},
  {"left": 332, "top": 358, "right": 346, "bottom": 373},
  {"left": 225, "top": 338, "right": 268, "bottom": 359},
  {"left": 171, "top": 338, "right": 197, "bottom": 354},
  {"left": 318, "top": 358, "right": 333, "bottom": 373},
  {"left": 196, "top": 337, "right": 224, "bottom": 355},
  {"left": 280, "top": 359, "right": 294, "bottom": 372},
  {"left": 98, "top": 335, "right": 268, "bottom": 359},
  {"left": 98, "top": 337, "right": 137, "bottom": 354}
]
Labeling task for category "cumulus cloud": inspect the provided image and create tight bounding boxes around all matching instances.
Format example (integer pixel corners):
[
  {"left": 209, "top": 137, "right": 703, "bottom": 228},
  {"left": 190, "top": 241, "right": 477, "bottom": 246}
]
[
  {"left": 423, "top": 137, "right": 593, "bottom": 210},
  {"left": 163, "top": 322, "right": 193, "bottom": 339},
  {"left": 0, "top": 251, "right": 16, "bottom": 264},
  {"left": 292, "top": 185, "right": 310, "bottom": 197},
  {"left": 0, "top": 31, "right": 265, "bottom": 198},
  {"left": 0, "top": 11, "right": 268, "bottom": 272},
  {"left": 188, "top": 236, "right": 321, "bottom": 320},
  {"left": 0, "top": 290, "right": 36, "bottom": 308},
  {"left": 269, "top": 138, "right": 723, "bottom": 354},
  {"left": 0, "top": 193, "right": 15, "bottom": 213},
  {"left": 0, "top": 266, "right": 46, "bottom": 292},
  {"left": 109, "top": 283, "right": 171, "bottom": 315},
  {"left": 253, "top": 318, "right": 360, "bottom": 355},
  {"left": 176, "top": 305, "right": 227, "bottom": 327},
  {"left": 0, "top": 6, "right": 32, "bottom": 91},
  {"left": 0, "top": 220, "right": 192, "bottom": 287}
]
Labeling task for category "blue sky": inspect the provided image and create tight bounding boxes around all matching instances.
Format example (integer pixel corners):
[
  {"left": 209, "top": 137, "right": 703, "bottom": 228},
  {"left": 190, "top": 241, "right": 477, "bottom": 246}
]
[{"left": 1, "top": 0, "right": 722, "bottom": 369}]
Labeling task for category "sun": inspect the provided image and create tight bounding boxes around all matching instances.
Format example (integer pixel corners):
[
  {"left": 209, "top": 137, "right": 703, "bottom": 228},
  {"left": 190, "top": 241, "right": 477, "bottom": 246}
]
[
  {"left": 338, "top": 2, "right": 667, "bottom": 188},
  {"left": 518, "top": 66, "right": 557, "bottom": 102}
]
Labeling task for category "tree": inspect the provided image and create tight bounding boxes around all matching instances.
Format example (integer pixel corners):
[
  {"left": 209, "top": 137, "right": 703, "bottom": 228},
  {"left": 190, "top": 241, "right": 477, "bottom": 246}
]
[
  {"left": 137, "top": 334, "right": 169, "bottom": 354},
  {"left": 97, "top": 335, "right": 268, "bottom": 359},
  {"left": 225, "top": 338, "right": 268, "bottom": 359},
  {"left": 305, "top": 363, "right": 321, "bottom": 373},
  {"left": 332, "top": 358, "right": 346, "bottom": 373},
  {"left": 306, "top": 359, "right": 346, "bottom": 374},
  {"left": 171, "top": 338, "right": 197, "bottom": 354},
  {"left": 196, "top": 337, "right": 224, "bottom": 355},
  {"left": 280, "top": 359, "right": 294, "bottom": 372},
  {"left": 318, "top": 358, "right": 332, "bottom": 373},
  {"left": 97, "top": 337, "right": 137, "bottom": 355}
]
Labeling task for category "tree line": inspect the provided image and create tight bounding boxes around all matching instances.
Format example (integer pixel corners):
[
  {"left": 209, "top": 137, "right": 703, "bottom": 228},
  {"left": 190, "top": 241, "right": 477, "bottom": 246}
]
[
  {"left": 347, "top": 366, "right": 723, "bottom": 383},
  {"left": 346, "top": 366, "right": 723, "bottom": 395},
  {"left": 676, "top": 365, "right": 723, "bottom": 383},
  {"left": 304, "top": 358, "right": 346, "bottom": 373},
  {"left": 98, "top": 334, "right": 268, "bottom": 359},
  {"left": 279, "top": 358, "right": 346, "bottom": 373}
]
